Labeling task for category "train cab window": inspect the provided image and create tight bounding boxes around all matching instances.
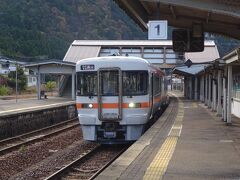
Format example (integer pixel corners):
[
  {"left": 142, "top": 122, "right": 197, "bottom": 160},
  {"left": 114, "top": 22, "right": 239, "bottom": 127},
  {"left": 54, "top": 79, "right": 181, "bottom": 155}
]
[
  {"left": 100, "top": 71, "right": 119, "bottom": 96},
  {"left": 77, "top": 72, "right": 97, "bottom": 96},
  {"left": 123, "top": 71, "right": 148, "bottom": 96}
]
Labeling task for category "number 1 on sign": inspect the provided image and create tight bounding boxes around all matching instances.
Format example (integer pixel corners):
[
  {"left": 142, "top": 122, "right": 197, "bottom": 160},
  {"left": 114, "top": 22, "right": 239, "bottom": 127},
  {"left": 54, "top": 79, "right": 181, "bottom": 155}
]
[
  {"left": 155, "top": 24, "right": 160, "bottom": 35},
  {"left": 148, "top": 21, "right": 167, "bottom": 40}
]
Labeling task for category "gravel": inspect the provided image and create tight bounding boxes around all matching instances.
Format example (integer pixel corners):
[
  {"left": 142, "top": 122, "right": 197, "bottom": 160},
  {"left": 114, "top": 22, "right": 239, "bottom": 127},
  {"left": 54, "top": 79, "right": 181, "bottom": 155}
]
[
  {"left": 0, "top": 126, "right": 90, "bottom": 179},
  {"left": 10, "top": 141, "right": 97, "bottom": 180}
]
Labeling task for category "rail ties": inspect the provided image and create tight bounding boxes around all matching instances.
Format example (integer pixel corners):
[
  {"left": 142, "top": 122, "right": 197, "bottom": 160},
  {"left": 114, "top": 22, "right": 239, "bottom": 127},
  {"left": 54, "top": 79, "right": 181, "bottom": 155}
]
[
  {"left": 45, "top": 145, "right": 128, "bottom": 180},
  {"left": 0, "top": 118, "right": 79, "bottom": 155}
]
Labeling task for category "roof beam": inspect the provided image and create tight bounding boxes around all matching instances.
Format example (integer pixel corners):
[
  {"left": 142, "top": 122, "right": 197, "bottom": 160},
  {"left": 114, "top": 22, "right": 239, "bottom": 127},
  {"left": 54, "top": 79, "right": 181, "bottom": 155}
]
[
  {"left": 114, "top": 0, "right": 149, "bottom": 29},
  {"left": 149, "top": 0, "right": 240, "bottom": 18},
  {"left": 169, "top": 5, "right": 177, "bottom": 19},
  {"left": 114, "top": 0, "right": 240, "bottom": 39},
  {"left": 149, "top": 13, "right": 240, "bottom": 39},
  {"left": 206, "top": 12, "right": 211, "bottom": 24}
]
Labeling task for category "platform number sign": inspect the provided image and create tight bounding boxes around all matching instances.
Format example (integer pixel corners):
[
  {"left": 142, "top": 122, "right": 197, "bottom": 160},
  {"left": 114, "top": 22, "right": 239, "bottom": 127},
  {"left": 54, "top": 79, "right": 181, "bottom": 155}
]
[{"left": 148, "top": 20, "right": 168, "bottom": 40}]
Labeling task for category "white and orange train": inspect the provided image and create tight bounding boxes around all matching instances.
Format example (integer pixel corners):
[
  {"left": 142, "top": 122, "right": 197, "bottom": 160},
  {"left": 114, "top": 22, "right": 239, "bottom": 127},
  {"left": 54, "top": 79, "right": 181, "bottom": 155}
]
[{"left": 76, "top": 56, "right": 168, "bottom": 144}]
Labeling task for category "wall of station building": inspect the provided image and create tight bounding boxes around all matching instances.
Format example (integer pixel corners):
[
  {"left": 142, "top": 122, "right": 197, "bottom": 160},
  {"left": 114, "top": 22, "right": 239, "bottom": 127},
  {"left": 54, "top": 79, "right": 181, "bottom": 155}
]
[
  {"left": 99, "top": 47, "right": 184, "bottom": 65},
  {"left": 98, "top": 47, "right": 184, "bottom": 76},
  {"left": 232, "top": 67, "right": 240, "bottom": 118}
]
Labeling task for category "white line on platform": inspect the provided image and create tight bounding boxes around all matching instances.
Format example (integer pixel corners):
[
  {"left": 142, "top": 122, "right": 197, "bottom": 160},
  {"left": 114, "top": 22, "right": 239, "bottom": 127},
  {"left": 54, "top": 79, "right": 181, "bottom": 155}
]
[{"left": 0, "top": 102, "right": 75, "bottom": 114}]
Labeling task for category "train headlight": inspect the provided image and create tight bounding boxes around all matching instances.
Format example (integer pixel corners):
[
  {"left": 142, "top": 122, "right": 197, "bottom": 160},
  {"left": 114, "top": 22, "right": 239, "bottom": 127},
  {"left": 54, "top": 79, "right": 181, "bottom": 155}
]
[
  {"left": 129, "top": 103, "right": 135, "bottom": 108},
  {"left": 81, "top": 103, "right": 94, "bottom": 108},
  {"left": 128, "top": 103, "right": 141, "bottom": 108}
]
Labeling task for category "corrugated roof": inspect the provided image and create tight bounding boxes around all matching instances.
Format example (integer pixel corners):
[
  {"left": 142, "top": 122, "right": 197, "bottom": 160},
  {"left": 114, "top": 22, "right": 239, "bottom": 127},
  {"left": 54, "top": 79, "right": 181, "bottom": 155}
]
[
  {"left": 25, "top": 60, "right": 75, "bottom": 67},
  {"left": 63, "top": 45, "right": 101, "bottom": 63},
  {"left": 63, "top": 40, "right": 217, "bottom": 64},
  {"left": 173, "top": 64, "right": 208, "bottom": 76},
  {"left": 185, "top": 45, "right": 220, "bottom": 63},
  {"left": 71, "top": 40, "right": 215, "bottom": 47}
]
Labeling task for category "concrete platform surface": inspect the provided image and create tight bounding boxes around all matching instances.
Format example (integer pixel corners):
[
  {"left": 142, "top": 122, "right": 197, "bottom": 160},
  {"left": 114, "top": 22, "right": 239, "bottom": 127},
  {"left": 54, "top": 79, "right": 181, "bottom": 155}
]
[
  {"left": 0, "top": 97, "right": 75, "bottom": 116},
  {"left": 97, "top": 93, "right": 240, "bottom": 180}
]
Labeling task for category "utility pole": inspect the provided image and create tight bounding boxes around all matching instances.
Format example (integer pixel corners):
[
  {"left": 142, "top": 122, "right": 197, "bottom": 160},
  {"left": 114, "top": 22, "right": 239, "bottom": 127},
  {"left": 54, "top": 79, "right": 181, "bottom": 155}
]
[{"left": 16, "top": 62, "right": 18, "bottom": 103}]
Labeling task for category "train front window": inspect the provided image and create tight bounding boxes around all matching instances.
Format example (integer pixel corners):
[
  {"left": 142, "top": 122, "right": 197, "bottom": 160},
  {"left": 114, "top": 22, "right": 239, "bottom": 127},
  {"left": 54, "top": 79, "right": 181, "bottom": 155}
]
[
  {"left": 100, "top": 71, "right": 119, "bottom": 96},
  {"left": 123, "top": 71, "right": 148, "bottom": 96},
  {"left": 77, "top": 72, "right": 97, "bottom": 96}
]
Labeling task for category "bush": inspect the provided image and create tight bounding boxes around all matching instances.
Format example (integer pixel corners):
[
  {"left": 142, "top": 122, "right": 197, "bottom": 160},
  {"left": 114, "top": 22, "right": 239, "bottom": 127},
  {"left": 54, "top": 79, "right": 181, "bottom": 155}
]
[
  {"left": 0, "top": 85, "right": 10, "bottom": 96},
  {"left": 0, "top": 75, "right": 8, "bottom": 86},
  {"left": 46, "top": 81, "right": 56, "bottom": 92}
]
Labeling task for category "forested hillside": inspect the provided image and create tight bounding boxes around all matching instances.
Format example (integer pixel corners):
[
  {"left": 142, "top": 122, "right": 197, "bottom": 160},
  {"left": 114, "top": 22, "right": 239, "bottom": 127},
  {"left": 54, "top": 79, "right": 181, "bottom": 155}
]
[
  {"left": 0, "top": 0, "right": 146, "bottom": 59},
  {"left": 0, "top": 0, "right": 239, "bottom": 59}
]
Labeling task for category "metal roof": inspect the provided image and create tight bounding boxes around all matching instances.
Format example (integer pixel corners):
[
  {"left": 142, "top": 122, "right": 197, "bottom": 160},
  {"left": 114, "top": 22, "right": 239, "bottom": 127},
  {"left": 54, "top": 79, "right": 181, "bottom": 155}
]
[
  {"left": 25, "top": 60, "right": 75, "bottom": 67},
  {"left": 173, "top": 64, "right": 208, "bottom": 76},
  {"left": 185, "top": 45, "right": 220, "bottom": 63},
  {"left": 222, "top": 47, "right": 240, "bottom": 64},
  {"left": 71, "top": 40, "right": 215, "bottom": 47},
  {"left": 63, "top": 40, "right": 217, "bottom": 64},
  {"left": 63, "top": 45, "right": 101, "bottom": 63},
  {"left": 114, "top": 0, "right": 240, "bottom": 39},
  {"left": 0, "top": 57, "right": 26, "bottom": 65}
]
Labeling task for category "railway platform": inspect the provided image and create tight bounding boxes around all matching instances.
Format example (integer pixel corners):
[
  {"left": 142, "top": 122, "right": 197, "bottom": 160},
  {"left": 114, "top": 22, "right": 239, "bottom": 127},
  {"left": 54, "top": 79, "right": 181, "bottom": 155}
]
[
  {"left": 0, "top": 97, "right": 77, "bottom": 140},
  {"left": 97, "top": 92, "right": 240, "bottom": 180},
  {"left": 0, "top": 97, "right": 74, "bottom": 116}
]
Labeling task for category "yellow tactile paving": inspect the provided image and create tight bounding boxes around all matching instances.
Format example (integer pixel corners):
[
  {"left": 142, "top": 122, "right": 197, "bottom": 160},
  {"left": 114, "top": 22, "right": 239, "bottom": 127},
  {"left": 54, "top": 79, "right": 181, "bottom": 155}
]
[
  {"left": 143, "top": 95, "right": 184, "bottom": 180},
  {"left": 192, "top": 102, "right": 198, "bottom": 108}
]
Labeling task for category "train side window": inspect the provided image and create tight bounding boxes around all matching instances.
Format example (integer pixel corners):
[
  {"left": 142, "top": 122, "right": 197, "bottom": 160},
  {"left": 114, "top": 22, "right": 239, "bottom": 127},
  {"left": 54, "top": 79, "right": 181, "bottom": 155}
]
[
  {"left": 76, "top": 72, "right": 97, "bottom": 96},
  {"left": 153, "top": 75, "right": 160, "bottom": 95},
  {"left": 159, "top": 77, "right": 162, "bottom": 93}
]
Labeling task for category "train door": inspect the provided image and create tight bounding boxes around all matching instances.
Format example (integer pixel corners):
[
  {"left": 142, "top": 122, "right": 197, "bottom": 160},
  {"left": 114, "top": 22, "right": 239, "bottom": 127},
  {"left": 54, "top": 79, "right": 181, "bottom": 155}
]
[{"left": 98, "top": 68, "right": 123, "bottom": 121}]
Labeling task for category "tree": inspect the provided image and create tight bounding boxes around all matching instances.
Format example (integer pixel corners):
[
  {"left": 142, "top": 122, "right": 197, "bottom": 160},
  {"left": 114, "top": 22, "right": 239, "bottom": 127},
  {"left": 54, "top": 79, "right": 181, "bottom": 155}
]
[{"left": 7, "top": 66, "right": 27, "bottom": 92}]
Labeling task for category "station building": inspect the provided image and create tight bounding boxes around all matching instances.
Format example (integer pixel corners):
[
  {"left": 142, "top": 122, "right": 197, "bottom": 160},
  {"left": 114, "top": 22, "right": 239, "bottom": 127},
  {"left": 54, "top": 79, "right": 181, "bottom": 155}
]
[
  {"left": 0, "top": 57, "right": 37, "bottom": 87},
  {"left": 173, "top": 47, "right": 240, "bottom": 124},
  {"left": 63, "top": 40, "right": 185, "bottom": 76},
  {"left": 24, "top": 40, "right": 219, "bottom": 101}
]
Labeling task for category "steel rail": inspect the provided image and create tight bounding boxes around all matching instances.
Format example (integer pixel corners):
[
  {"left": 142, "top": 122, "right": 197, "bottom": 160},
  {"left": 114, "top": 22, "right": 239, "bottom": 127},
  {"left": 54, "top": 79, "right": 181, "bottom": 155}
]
[
  {"left": 0, "top": 117, "right": 79, "bottom": 155},
  {"left": 45, "top": 145, "right": 127, "bottom": 180},
  {"left": 89, "top": 146, "right": 127, "bottom": 180},
  {"left": 44, "top": 145, "right": 101, "bottom": 180}
]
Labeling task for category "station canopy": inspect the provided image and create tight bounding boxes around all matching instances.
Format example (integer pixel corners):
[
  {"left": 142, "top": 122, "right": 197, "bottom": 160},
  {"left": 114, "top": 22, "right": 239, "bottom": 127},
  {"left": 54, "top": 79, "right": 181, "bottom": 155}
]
[
  {"left": 114, "top": 0, "right": 240, "bottom": 39},
  {"left": 173, "top": 64, "right": 208, "bottom": 76}
]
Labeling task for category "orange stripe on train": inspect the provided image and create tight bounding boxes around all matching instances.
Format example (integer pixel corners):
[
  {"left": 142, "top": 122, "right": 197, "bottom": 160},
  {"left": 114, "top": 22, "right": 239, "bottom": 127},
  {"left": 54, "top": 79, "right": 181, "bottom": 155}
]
[{"left": 76, "top": 102, "right": 150, "bottom": 109}]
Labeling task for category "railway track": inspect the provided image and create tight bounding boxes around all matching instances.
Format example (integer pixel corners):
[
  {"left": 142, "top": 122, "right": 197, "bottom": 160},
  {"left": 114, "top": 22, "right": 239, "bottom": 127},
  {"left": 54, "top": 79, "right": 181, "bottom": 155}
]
[
  {"left": 0, "top": 118, "right": 80, "bottom": 155},
  {"left": 45, "top": 145, "right": 128, "bottom": 180}
]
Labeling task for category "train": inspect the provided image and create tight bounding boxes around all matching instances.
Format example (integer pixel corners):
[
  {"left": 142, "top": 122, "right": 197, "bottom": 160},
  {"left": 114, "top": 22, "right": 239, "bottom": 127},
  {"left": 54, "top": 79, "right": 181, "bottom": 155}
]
[{"left": 76, "top": 56, "right": 169, "bottom": 144}]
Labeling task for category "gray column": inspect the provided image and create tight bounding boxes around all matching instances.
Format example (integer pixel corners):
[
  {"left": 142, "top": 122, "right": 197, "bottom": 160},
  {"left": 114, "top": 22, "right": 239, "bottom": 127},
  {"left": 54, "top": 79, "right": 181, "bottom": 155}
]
[
  {"left": 205, "top": 74, "right": 208, "bottom": 105},
  {"left": 37, "top": 66, "right": 41, "bottom": 100},
  {"left": 227, "top": 65, "right": 232, "bottom": 125},
  {"left": 199, "top": 77, "right": 202, "bottom": 101},
  {"left": 181, "top": 78, "right": 184, "bottom": 92},
  {"left": 71, "top": 71, "right": 75, "bottom": 100},
  {"left": 184, "top": 78, "right": 187, "bottom": 97},
  {"left": 223, "top": 73, "right": 227, "bottom": 121},
  {"left": 194, "top": 77, "right": 198, "bottom": 100},
  {"left": 217, "top": 70, "right": 222, "bottom": 116},
  {"left": 212, "top": 73, "right": 217, "bottom": 111},
  {"left": 189, "top": 77, "right": 192, "bottom": 99},
  {"left": 208, "top": 74, "right": 212, "bottom": 108},
  {"left": 202, "top": 76, "right": 205, "bottom": 102},
  {"left": 58, "top": 76, "right": 61, "bottom": 97}
]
